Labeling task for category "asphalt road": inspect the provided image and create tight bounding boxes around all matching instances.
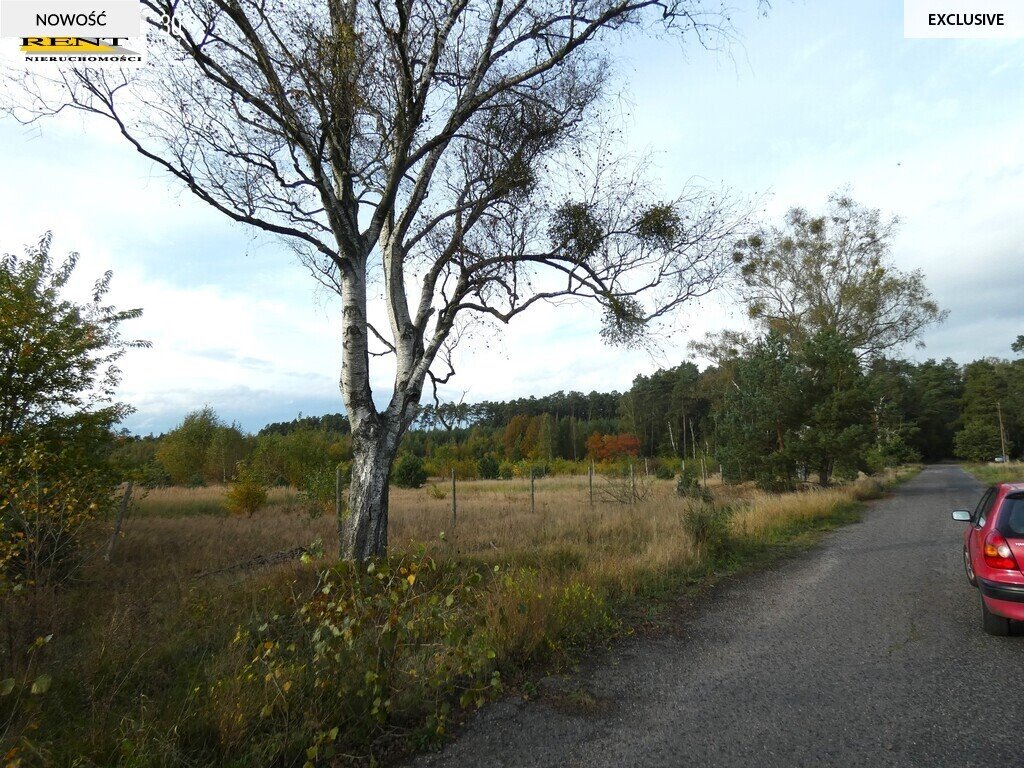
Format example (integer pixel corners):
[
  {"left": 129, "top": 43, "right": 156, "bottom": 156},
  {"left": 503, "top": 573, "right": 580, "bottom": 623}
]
[{"left": 412, "top": 465, "right": 1024, "bottom": 768}]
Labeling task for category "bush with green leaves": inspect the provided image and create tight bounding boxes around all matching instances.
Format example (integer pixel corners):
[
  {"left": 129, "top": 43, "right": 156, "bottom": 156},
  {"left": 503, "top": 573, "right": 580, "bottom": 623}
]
[
  {"left": 675, "top": 468, "right": 712, "bottom": 503},
  {"left": 865, "top": 433, "right": 921, "bottom": 474},
  {"left": 298, "top": 462, "right": 351, "bottom": 518},
  {"left": 393, "top": 454, "right": 427, "bottom": 488},
  {"left": 248, "top": 428, "right": 350, "bottom": 489},
  {"left": 477, "top": 454, "right": 500, "bottom": 480},
  {"left": 552, "top": 582, "right": 617, "bottom": 648},
  {"left": 224, "top": 463, "right": 269, "bottom": 517},
  {"left": 654, "top": 464, "right": 675, "bottom": 480},
  {"left": 156, "top": 408, "right": 250, "bottom": 485},
  {"left": 423, "top": 456, "right": 478, "bottom": 480},
  {"left": 0, "top": 233, "right": 145, "bottom": 440},
  {"left": 682, "top": 503, "right": 732, "bottom": 559},
  {"left": 0, "top": 233, "right": 144, "bottom": 588},
  {"left": 0, "top": 443, "right": 115, "bottom": 592},
  {"left": 211, "top": 555, "right": 501, "bottom": 761},
  {"left": 954, "top": 419, "right": 1003, "bottom": 462}
]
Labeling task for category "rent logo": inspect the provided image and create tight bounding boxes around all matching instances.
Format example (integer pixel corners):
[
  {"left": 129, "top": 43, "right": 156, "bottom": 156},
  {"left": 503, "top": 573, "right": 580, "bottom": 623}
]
[{"left": 20, "top": 35, "right": 142, "bottom": 63}]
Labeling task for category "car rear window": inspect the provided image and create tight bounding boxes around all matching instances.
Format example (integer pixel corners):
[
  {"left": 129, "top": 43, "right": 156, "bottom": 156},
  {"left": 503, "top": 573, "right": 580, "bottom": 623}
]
[
  {"left": 976, "top": 488, "right": 997, "bottom": 525},
  {"left": 998, "top": 494, "right": 1024, "bottom": 537}
]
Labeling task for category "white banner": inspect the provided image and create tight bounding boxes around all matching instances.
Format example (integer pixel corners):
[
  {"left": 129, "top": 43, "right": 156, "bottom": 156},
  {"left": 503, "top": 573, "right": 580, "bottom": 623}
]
[
  {"left": 905, "top": 0, "right": 1024, "bottom": 38},
  {"left": 0, "top": 0, "right": 140, "bottom": 38}
]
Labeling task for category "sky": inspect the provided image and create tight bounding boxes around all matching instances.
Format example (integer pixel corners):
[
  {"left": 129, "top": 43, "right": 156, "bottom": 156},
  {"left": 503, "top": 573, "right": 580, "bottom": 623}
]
[{"left": 1, "top": 0, "right": 1023, "bottom": 434}]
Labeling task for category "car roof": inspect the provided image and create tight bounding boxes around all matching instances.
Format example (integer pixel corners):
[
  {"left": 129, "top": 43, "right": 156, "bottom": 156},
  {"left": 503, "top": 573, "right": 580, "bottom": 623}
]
[{"left": 998, "top": 482, "right": 1024, "bottom": 493}]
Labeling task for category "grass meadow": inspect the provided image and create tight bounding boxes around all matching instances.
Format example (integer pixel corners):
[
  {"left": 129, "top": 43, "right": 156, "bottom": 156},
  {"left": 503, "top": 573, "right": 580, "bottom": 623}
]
[
  {"left": 963, "top": 461, "right": 1024, "bottom": 486},
  {"left": 4, "top": 468, "right": 917, "bottom": 766}
]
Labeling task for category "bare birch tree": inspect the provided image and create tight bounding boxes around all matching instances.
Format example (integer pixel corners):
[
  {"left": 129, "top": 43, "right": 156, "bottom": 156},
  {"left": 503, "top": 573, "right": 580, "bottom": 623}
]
[{"left": 5, "top": 0, "right": 760, "bottom": 559}]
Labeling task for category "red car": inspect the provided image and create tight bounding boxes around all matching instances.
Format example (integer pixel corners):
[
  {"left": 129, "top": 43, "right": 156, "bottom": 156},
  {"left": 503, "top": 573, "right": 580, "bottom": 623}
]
[{"left": 953, "top": 482, "right": 1024, "bottom": 635}]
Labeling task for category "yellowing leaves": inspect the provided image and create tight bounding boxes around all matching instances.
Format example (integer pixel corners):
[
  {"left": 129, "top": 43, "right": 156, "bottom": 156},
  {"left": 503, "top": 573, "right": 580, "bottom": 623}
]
[
  {"left": 30, "top": 674, "right": 51, "bottom": 695},
  {"left": 223, "top": 554, "right": 502, "bottom": 757}
]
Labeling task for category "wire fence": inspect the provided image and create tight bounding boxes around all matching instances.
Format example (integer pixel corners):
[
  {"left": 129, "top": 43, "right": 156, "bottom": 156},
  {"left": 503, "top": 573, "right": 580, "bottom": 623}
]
[{"left": 332, "top": 455, "right": 718, "bottom": 540}]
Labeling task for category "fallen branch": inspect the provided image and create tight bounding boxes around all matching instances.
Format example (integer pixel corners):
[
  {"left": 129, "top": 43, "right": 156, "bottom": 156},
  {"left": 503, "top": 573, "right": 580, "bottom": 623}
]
[{"left": 193, "top": 546, "right": 310, "bottom": 580}]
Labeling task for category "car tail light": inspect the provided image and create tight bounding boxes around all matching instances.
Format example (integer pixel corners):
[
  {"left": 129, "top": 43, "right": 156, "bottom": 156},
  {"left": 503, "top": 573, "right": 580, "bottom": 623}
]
[{"left": 984, "top": 531, "right": 1020, "bottom": 571}]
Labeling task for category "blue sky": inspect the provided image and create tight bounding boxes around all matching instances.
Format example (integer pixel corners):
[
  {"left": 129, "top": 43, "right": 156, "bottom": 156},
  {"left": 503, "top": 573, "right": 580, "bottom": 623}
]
[{"left": 1, "top": 0, "right": 1023, "bottom": 434}]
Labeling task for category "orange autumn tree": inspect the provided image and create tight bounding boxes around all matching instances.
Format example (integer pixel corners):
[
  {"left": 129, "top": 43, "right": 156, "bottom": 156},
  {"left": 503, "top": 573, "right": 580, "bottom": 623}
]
[{"left": 585, "top": 432, "right": 641, "bottom": 462}]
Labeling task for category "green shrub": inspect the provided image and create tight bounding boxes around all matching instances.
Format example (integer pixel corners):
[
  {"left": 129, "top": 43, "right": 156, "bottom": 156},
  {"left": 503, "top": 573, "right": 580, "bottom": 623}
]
[
  {"left": 484, "top": 568, "right": 616, "bottom": 664},
  {"left": 754, "top": 471, "right": 794, "bottom": 493},
  {"left": 224, "top": 464, "right": 268, "bottom": 517},
  {"left": 477, "top": 454, "right": 500, "bottom": 480},
  {"left": 393, "top": 454, "right": 427, "bottom": 488},
  {"left": 214, "top": 556, "right": 501, "bottom": 761},
  {"left": 514, "top": 461, "right": 548, "bottom": 478},
  {"left": 298, "top": 462, "right": 350, "bottom": 518},
  {"left": 422, "top": 457, "right": 477, "bottom": 481},
  {"left": 654, "top": 464, "right": 675, "bottom": 480},
  {"left": 250, "top": 428, "right": 343, "bottom": 488},
  {"left": 497, "top": 461, "right": 515, "bottom": 480},
  {"left": 552, "top": 582, "right": 617, "bottom": 648},
  {"left": 682, "top": 503, "right": 732, "bottom": 558},
  {"left": 451, "top": 458, "right": 479, "bottom": 480},
  {"left": 139, "top": 460, "right": 172, "bottom": 488},
  {"left": 0, "top": 441, "right": 114, "bottom": 590},
  {"left": 675, "top": 468, "right": 712, "bottom": 502},
  {"left": 954, "top": 419, "right": 1002, "bottom": 462},
  {"left": 548, "top": 458, "right": 588, "bottom": 476}
]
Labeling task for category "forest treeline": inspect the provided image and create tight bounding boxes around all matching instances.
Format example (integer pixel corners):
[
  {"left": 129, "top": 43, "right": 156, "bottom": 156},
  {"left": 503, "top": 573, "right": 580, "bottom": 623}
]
[
  {"left": 111, "top": 195, "right": 1021, "bottom": 494},
  {"left": 113, "top": 347, "right": 1022, "bottom": 493}
]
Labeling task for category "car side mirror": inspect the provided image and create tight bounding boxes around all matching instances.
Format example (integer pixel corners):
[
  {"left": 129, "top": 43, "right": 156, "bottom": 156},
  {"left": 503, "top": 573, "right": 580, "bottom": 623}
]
[{"left": 952, "top": 510, "right": 971, "bottom": 522}]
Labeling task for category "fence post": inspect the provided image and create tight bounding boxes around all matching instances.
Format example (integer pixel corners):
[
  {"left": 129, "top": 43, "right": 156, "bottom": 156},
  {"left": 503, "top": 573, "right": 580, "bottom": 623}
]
[
  {"left": 588, "top": 460, "right": 594, "bottom": 506},
  {"left": 451, "top": 468, "right": 457, "bottom": 532},
  {"left": 335, "top": 466, "right": 345, "bottom": 557},
  {"left": 530, "top": 469, "right": 536, "bottom": 515},
  {"left": 104, "top": 480, "right": 134, "bottom": 562},
  {"left": 644, "top": 457, "right": 649, "bottom": 476},
  {"left": 630, "top": 460, "right": 636, "bottom": 503}
]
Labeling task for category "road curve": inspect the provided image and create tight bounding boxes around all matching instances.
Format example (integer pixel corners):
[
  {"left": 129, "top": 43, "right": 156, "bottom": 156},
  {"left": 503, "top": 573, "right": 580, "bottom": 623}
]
[{"left": 412, "top": 465, "right": 1024, "bottom": 768}]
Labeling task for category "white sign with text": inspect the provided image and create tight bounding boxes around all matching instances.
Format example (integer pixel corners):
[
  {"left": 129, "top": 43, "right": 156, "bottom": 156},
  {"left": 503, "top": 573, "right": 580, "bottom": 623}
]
[{"left": 905, "top": 0, "right": 1024, "bottom": 38}]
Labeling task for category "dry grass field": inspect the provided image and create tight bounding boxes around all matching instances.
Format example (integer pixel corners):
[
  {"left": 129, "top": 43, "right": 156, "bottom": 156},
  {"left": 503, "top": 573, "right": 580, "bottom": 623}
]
[
  {"left": 118, "top": 471, "right": 906, "bottom": 597},
  {"left": 6, "top": 469, "right": 915, "bottom": 766}
]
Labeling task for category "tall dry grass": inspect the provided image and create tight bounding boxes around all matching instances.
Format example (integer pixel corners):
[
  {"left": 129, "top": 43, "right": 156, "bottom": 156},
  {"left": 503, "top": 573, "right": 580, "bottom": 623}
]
[
  {"left": 122, "top": 469, "right": 903, "bottom": 592},
  {"left": 8, "top": 468, "right": 911, "bottom": 765},
  {"left": 133, "top": 484, "right": 302, "bottom": 518}
]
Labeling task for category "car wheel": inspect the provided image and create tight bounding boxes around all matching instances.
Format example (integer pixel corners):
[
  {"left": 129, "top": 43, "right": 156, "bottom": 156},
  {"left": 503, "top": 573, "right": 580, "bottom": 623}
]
[
  {"left": 982, "top": 596, "right": 1011, "bottom": 637},
  {"left": 964, "top": 548, "right": 977, "bottom": 587}
]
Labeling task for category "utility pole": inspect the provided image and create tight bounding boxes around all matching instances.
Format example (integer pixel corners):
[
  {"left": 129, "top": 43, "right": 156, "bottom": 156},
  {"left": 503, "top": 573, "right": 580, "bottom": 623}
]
[{"left": 997, "top": 401, "right": 1009, "bottom": 462}]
